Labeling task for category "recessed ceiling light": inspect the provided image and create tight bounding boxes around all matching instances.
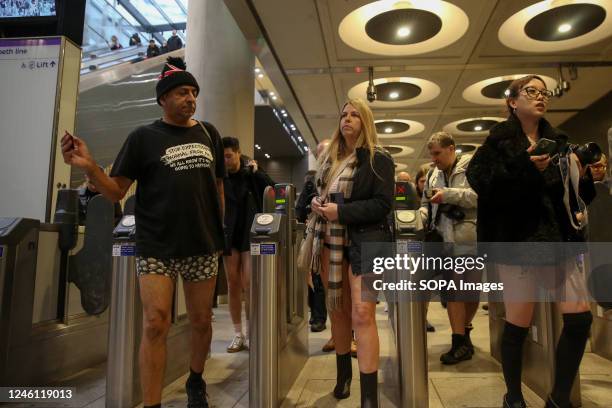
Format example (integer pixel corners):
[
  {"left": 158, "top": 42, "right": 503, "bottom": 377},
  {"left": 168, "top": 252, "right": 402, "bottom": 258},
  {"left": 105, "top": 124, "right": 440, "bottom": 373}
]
[
  {"left": 269, "top": 91, "right": 275, "bottom": 96},
  {"left": 397, "top": 27, "right": 410, "bottom": 38},
  {"left": 272, "top": 96, "right": 277, "bottom": 100},
  {"left": 385, "top": 127, "right": 393, "bottom": 133},
  {"left": 257, "top": 73, "right": 264, "bottom": 78},
  {"left": 281, "top": 110, "right": 286, "bottom": 114},
  {"left": 282, "top": 113, "right": 288, "bottom": 117},
  {"left": 290, "top": 125, "right": 296, "bottom": 130},
  {"left": 389, "top": 91, "right": 399, "bottom": 99},
  {"left": 558, "top": 23, "right": 572, "bottom": 33},
  {"left": 474, "top": 125, "right": 483, "bottom": 131},
  {"left": 265, "top": 153, "right": 270, "bottom": 159},
  {"left": 254, "top": 68, "right": 261, "bottom": 73},
  {"left": 304, "top": 146, "right": 309, "bottom": 152},
  {"left": 297, "top": 136, "right": 303, "bottom": 142},
  {"left": 255, "top": 144, "right": 260, "bottom": 149}
]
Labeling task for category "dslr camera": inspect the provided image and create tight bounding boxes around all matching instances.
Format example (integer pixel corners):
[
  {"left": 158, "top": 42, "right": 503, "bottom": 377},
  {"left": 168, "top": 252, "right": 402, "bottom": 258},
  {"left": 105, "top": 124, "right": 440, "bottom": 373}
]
[{"left": 565, "top": 142, "right": 602, "bottom": 166}]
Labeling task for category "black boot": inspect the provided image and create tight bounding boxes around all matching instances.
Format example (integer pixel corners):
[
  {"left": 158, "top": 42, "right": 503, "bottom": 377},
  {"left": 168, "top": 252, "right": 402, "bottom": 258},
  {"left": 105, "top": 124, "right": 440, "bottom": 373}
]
[
  {"left": 545, "top": 395, "right": 574, "bottom": 408},
  {"left": 360, "top": 371, "right": 378, "bottom": 408},
  {"left": 333, "top": 352, "right": 352, "bottom": 399},
  {"left": 502, "top": 393, "right": 526, "bottom": 408},
  {"left": 440, "top": 334, "right": 472, "bottom": 364}
]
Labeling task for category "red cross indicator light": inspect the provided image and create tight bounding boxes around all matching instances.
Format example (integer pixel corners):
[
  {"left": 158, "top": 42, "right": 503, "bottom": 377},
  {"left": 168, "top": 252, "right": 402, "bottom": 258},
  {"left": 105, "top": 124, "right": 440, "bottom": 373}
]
[{"left": 396, "top": 184, "right": 406, "bottom": 195}]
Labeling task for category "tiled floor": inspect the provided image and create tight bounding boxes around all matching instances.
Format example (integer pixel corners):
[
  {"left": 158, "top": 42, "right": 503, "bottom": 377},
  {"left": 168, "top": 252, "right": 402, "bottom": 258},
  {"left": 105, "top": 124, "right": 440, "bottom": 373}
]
[{"left": 3, "top": 303, "right": 610, "bottom": 407}]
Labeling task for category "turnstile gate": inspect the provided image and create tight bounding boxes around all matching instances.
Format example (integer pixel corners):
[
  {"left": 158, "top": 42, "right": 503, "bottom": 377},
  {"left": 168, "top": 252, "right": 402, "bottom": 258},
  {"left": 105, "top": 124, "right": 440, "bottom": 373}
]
[
  {"left": 106, "top": 215, "right": 192, "bottom": 407},
  {"left": 386, "top": 181, "right": 428, "bottom": 408},
  {"left": 249, "top": 184, "right": 308, "bottom": 407}
]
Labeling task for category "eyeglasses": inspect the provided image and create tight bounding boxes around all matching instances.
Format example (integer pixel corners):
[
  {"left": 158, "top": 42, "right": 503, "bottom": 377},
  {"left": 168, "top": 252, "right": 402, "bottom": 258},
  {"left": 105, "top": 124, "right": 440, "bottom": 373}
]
[{"left": 521, "top": 86, "right": 553, "bottom": 100}]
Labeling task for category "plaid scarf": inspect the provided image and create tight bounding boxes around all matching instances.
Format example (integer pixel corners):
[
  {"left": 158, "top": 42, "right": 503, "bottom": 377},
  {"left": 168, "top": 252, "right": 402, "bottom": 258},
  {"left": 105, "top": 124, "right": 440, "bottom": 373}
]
[{"left": 311, "top": 153, "right": 358, "bottom": 311}]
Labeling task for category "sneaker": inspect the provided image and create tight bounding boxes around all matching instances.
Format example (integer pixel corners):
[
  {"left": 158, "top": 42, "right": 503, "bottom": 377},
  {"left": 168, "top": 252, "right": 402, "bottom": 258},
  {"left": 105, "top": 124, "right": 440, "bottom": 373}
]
[
  {"left": 311, "top": 321, "right": 326, "bottom": 332},
  {"left": 322, "top": 337, "right": 335, "bottom": 352},
  {"left": 350, "top": 339, "right": 357, "bottom": 358},
  {"left": 227, "top": 334, "right": 247, "bottom": 353},
  {"left": 440, "top": 335, "right": 472, "bottom": 365},
  {"left": 186, "top": 379, "right": 209, "bottom": 408}
]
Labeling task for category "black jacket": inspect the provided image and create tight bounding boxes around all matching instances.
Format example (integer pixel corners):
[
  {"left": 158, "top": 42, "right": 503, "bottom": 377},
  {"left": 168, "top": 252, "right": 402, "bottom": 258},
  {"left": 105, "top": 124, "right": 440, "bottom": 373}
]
[
  {"left": 166, "top": 35, "right": 183, "bottom": 52},
  {"left": 466, "top": 115, "right": 595, "bottom": 244},
  {"left": 224, "top": 163, "right": 275, "bottom": 238},
  {"left": 335, "top": 147, "right": 395, "bottom": 273}
]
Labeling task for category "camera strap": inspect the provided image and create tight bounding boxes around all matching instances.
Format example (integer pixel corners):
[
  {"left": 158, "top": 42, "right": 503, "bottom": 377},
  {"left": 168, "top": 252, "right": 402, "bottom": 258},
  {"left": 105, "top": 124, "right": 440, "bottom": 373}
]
[
  {"left": 559, "top": 155, "right": 588, "bottom": 230},
  {"left": 426, "top": 169, "right": 442, "bottom": 231}
]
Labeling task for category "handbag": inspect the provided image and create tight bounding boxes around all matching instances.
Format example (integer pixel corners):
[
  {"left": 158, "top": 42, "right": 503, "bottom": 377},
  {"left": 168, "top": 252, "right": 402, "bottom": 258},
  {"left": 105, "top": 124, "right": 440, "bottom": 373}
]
[{"left": 297, "top": 213, "right": 316, "bottom": 274}]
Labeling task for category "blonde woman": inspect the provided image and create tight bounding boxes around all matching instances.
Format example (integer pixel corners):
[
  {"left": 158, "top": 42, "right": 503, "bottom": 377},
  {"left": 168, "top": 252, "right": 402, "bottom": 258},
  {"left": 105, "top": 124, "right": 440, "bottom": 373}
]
[{"left": 310, "top": 98, "right": 394, "bottom": 407}]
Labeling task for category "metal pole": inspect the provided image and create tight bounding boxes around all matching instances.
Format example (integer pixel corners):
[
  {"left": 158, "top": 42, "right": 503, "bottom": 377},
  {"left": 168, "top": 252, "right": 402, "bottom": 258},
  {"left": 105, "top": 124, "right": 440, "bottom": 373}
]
[
  {"left": 106, "top": 239, "right": 140, "bottom": 407},
  {"left": 250, "top": 242, "right": 279, "bottom": 408}
]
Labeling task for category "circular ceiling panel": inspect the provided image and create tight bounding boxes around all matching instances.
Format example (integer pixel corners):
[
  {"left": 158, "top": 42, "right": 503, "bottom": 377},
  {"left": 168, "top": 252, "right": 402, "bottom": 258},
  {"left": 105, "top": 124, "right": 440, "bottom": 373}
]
[
  {"left": 375, "top": 119, "right": 425, "bottom": 139},
  {"left": 456, "top": 119, "right": 500, "bottom": 132},
  {"left": 349, "top": 77, "right": 440, "bottom": 108},
  {"left": 524, "top": 3, "right": 606, "bottom": 41},
  {"left": 375, "top": 81, "right": 422, "bottom": 101},
  {"left": 383, "top": 144, "right": 414, "bottom": 158},
  {"left": 338, "top": 0, "right": 469, "bottom": 56},
  {"left": 463, "top": 74, "right": 557, "bottom": 105},
  {"left": 481, "top": 80, "right": 514, "bottom": 99},
  {"left": 499, "top": 0, "right": 612, "bottom": 52},
  {"left": 365, "top": 8, "right": 442, "bottom": 45},
  {"left": 443, "top": 117, "right": 506, "bottom": 136}
]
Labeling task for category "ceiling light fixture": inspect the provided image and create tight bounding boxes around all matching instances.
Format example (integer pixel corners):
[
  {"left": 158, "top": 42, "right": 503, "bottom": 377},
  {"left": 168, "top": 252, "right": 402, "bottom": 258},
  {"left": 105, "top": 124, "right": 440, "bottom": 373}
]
[
  {"left": 281, "top": 110, "right": 286, "bottom": 114},
  {"left": 254, "top": 68, "right": 261, "bottom": 73},
  {"left": 269, "top": 91, "right": 275, "bottom": 96},
  {"left": 282, "top": 113, "right": 288, "bottom": 117},
  {"left": 304, "top": 146, "right": 309, "bottom": 152},
  {"left": 385, "top": 127, "right": 393, "bottom": 133},
  {"left": 558, "top": 23, "right": 572, "bottom": 33},
  {"left": 265, "top": 153, "right": 270, "bottom": 159},
  {"left": 272, "top": 96, "right": 277, "bottom": 100},
  {"left": 257, "top": 73, "right": 264, "bottom": 78},
  {"left": 474, "top": 125, "right": 483, "bottom": 131},
  {"left": 290, "top": 125, "right": 296, "bottom": 130},
  {"left": 397, "top": 26, "right": 411, "bottom": 37},
  {"left": 297, "top": 136, "right": 303, "bottom": 142},
  {"left": 389, "top": 91, "right": 399, "bottom": 99}
]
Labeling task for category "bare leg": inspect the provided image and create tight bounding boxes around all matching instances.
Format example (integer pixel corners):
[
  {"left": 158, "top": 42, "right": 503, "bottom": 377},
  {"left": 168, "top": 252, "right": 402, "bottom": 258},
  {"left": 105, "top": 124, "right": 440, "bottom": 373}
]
[
  {"left": 240, "top": 251, "right": 252, "bottom": 329},
  {"left": 224, "top": 250, "right": 243, "bottom": 333},
  {"left": 138, "top": 274, "right": 175, "bottom": 406},
  {"left": 183, "top": 276, "right": 217, "bottom": 373},
  {"left": 349, "top": 270, "right": 379, "bottom": 373},
  {"left": 320, "top": 247, "right": 352, "bottom": 354}
]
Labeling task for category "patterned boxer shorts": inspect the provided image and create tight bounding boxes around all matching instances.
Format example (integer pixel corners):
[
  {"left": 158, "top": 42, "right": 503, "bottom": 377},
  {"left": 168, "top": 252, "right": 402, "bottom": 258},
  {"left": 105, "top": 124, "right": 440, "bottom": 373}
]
[{"left": 136, "top": 254, "right": 219, "bottom": 282}]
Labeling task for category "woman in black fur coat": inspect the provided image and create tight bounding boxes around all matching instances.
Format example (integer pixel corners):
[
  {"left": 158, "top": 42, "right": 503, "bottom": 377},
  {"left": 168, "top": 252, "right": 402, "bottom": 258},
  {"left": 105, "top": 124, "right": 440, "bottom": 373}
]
[{"left": 466, "top": 75, "right": 595, "bottom": 408}]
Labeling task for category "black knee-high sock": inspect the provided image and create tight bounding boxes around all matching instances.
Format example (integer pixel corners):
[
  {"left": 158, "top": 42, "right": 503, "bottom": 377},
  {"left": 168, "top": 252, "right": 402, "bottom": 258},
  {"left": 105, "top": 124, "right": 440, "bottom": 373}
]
[
  {"left": 501, "top": 321, "right": 529, "bottom": 404},
  {"left": 360, "top": 371, "right": 378, "bottom": 408},
  {"left": 551, "top": 311, "right": 592, "bottom": 406}
]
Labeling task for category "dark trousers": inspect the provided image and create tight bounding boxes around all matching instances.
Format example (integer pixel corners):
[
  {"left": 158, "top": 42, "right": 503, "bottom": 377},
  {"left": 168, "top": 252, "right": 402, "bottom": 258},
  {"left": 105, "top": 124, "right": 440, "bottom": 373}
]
[{"left": 308, "top": 273, "right": 327, "bottom": 323}]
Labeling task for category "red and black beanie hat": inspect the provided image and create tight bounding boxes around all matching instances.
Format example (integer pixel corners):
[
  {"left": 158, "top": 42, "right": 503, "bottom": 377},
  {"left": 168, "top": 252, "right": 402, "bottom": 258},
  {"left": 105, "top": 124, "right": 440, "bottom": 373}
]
[{"left": 155, "top": 57, "right": 200, "bottom": 105}]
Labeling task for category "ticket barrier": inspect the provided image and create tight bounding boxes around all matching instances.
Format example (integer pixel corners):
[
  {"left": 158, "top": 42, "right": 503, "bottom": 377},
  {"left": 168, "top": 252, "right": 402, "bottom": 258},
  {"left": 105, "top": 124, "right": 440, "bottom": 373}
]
[
  {"left": 249, "top": 183, "right": 308, "bottom": 407},
  {"left": 385, "top": 181, "right": 428, "bottom": 408},
  {"left": 106, "top": 215, "right": 192, "bottom": 407},
  {"left": 0, "top": 218, "right": 40, "bottom": 385},
  {"left": 587, "top": 181, "right": 612, "bottom": 361},
  {"left": 0, "top": 191, "right": 115, "bottom": 386}
]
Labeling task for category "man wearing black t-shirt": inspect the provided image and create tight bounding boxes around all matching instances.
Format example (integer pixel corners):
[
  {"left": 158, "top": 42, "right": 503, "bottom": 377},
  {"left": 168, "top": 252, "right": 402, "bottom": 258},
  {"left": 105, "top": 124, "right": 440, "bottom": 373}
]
[{"left": 61, "top": 57, "right": 224, "bottom": 408}]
